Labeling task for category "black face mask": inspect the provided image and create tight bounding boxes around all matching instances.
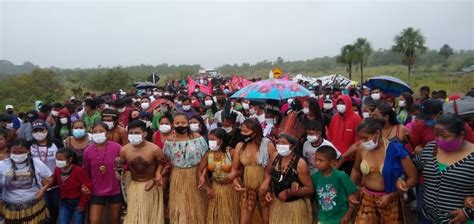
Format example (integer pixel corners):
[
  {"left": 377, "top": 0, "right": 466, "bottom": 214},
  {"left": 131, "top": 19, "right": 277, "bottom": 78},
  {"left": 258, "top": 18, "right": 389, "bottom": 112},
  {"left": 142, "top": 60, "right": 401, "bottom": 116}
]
[
  {"left": 6, "top": 110, "right": 13, "bottom": 115},
  {"left": 174, "top": 126, "right": 188, "bottom": 134},
  {"left": 241, "top": 134, "right": 254, "bottom": 143}
]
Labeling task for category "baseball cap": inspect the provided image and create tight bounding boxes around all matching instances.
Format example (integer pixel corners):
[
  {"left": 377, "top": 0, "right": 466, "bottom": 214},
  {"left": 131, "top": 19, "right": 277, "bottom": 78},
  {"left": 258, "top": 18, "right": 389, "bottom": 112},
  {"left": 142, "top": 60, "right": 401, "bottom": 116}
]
[
  {"left": 31, "top": 119, "right": 47, "bottom": 131},
  {"left": 418, "top": 99, "right": 443, "bottom": 120},
  {"left": 5, "top": 105, "right": 13, "bottom": 110}
]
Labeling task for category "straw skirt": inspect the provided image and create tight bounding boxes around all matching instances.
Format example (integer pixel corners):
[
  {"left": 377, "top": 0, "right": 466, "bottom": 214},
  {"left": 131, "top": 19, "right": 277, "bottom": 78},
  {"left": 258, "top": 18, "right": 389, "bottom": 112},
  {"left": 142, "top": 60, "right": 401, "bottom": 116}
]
[
  {"left": 206, "top": 182, "right": 239, "bottom": 224},
  {"left": 269, "top": 198, "right": 309, "bottom": 224},
  {"left": 123, "top": 180, "right": 164, "bottom": 224}
]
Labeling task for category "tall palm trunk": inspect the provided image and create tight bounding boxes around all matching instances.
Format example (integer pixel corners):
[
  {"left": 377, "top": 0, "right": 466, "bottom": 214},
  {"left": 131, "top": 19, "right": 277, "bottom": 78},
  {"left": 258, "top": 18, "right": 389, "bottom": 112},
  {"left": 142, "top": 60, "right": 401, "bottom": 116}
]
[
  {"left": 348, "top": 62, "right": 352, "bottom": 80},
  {"left": 408, "top": 64, "right": 412, "bottom": 84},
  {"left": 360, "top": 62, "right": 364, "bottom": 84}
]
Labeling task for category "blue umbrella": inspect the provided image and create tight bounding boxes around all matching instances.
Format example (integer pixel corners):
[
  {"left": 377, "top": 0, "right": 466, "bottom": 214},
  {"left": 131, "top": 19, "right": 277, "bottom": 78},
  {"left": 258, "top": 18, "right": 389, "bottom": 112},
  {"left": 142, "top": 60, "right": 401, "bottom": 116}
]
[
  {"left": 230, "top": 79, "right": 312, "bottom": 100},
  {"left": 364, "top": 76, "right": 413, "bottom": 97}
]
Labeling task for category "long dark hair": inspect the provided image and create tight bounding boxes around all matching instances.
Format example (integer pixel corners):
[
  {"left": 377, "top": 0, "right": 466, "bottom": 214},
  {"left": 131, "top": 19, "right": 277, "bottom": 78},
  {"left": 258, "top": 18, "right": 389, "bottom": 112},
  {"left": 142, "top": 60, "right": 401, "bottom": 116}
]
[
  {"left": 209, "top": 128, "right": 230, "bottom": 154},
  {"left": 54, "top": 117, "right": 72, "bottom": 139},
  {"left": 9, "top": 138, "right": 38, "bottom": 185},
  {"left": 376, "top": 103, "right": 400, "bottom": 126},
  {"left": 240, "top": 118, "right": 263, "bottom": 151},
  {"left": 399, "top": 92, "right": 414, "bottom": 110},
  {"left": 307, "top": 98, "right": 323, "bottom": 119},
  {"left": 56, "top": 147, "right": 79, "bottom": 165},
  {"left": 190, "top": 115, "right": 208, "bottom": 138},
  {"left": 173, "top": 112, "right": 193, "bottom": 138}
]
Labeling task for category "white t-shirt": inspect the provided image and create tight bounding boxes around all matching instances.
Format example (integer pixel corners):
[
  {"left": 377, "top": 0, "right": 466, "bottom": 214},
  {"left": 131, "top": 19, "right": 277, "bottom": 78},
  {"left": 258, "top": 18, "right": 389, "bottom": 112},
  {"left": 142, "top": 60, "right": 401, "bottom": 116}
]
[
  {"left": 302, "top": 139, "right": 341, "bottom": 174},
  {"left": 0, "top": 158, "right": 52, "bottom": 203},
  {"left": 30, "top": 143, "right": 59, "bottom": 173},
  {"left": 214, "top": 110, "right": 246, "bottom": 124}
]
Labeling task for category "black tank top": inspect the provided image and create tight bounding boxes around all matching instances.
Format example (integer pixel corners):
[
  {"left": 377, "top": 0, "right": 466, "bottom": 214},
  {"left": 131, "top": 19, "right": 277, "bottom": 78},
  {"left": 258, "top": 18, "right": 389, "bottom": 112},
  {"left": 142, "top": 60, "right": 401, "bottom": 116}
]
[{"left": 270, "top": 154, "right": 303, "bottom": 202}]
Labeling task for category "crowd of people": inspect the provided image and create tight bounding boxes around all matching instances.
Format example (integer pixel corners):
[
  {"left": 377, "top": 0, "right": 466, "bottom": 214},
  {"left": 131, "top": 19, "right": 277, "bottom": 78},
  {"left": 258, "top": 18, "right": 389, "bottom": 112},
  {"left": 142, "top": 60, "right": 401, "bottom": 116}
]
[{"left": 0, "top": 76, "right": 474, "bottom": 224}]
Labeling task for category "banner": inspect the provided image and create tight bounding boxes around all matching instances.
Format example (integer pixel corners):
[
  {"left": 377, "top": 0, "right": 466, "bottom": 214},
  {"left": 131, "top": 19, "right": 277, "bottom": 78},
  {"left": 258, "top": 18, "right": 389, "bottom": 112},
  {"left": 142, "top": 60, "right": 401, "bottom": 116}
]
[
  {"left": 229, "top": 76, "right": 253, "bottom": 91},
  {"left": 187, "top": 76, "right": 213, "bottom": 96}
]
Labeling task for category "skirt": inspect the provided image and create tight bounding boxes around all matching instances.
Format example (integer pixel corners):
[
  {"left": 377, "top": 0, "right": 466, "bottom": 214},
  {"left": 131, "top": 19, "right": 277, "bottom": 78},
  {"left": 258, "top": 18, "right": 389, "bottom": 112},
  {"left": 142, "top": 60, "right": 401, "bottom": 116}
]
[
  {"left": 4, "top": 198, "right": 49, "bottom": 224},
  {"left": 206, "top": 182, "right": 239, "bottom": 224},
  {"left": 123, "top": 180, "right": 164, "bottom": 224},
  {"left": 169, "top": 166, "right": 207, "bottom": 224},
  {"left": 355, "top": 187, "right": 399, "bottom": 224},
  {"left": 269, "top": 198, "right": 309, "bottom": 224},
  {"left": 240, "top": 165, "right": 268, "bottom": 211}
]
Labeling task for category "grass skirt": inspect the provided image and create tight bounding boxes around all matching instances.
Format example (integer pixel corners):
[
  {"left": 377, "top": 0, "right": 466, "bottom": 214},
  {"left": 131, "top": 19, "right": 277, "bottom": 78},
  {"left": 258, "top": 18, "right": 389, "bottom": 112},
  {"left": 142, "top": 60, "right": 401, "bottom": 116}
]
[
  {"left": 4, "top": 198, "right": 49, "bottom": 224},
  {"left": 169, "top": 166, "right": 206, "bottom": 224},
  {"left": 123, "top": 180, "right": 164, "bottom": 224},
  {"left": 355, "top": 188, "right": 398, "bottom": 224},
  {"left": 269, "top": 198, "right": 309, "bottom": 224},
  {"left": 207, "top": 182, "right": 239, "bottom": 224}
]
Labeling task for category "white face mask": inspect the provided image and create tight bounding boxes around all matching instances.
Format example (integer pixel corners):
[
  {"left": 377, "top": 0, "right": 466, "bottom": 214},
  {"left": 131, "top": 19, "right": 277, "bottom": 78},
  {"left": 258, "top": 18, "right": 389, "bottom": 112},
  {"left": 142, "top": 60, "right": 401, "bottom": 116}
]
[
  {"left": 398, "top": 100, "right": 406, "bottom": 107},
  {"left": 51, "top": 111, "right": 59, "bottom": 117},
  {"left": 176, "top": 100, "right": 183, "bottom": 105},
  {"left": 159, "top": 124, "right": 171, "bottom": 133},
  {"left": 60, "top": 118, "right": 68, "bottom": 125},
  {"left": 33, "top": 132, "right": 48, "bottom": 141},
  {"left": 11, "top": 153, "right": 28, "bottom": 163},
  {"left": 276, "top": 144, "right": 291, "bottom": 157},
  {"left": 55, "top": 159, "right": 68, "bottom": 168},
  {"left": 91, "top": 133, "right": 107, "bottom": 144},
  {"left": 104, "top": 121, "right": 115, "bottom": 130},
  {"left": 128, "top": 134, "right": 143, "bottom": 145},
  {"left": 249, "top": 108, "right": 257, "bottom": 115},
  {"left": 141, "top": 102, "right": 150, "bottom": 110},
  {"left": 140, "top": 120, "right": 151, "bottom": 128},
  {"left": 208, "top": 140, "right": 219, "bottom": 151},
  {"left": 190, "top": 123, "right": 200, "bottom": 132},
  {"left": 303, "top": 108, "right": 310, "bottom": 114},
  {"left": 323, "top": 103, "right": 333, "bottom": 110},
  {"left": 336, "top": 104, "right": 346, "bottom": 114},
  {"left": 361, "top": 135, "right": 378, "bottom": 151},
  {"left": 223, "top": 126, "right": 233, "bottom": 133},
  {"left": 204, "top": 100, "right": 213, "bottom": 107},
  {"left": 371, "top": 93, "right": 381, "bottom": 101},
  {"left": 117, "top": 108, "right": 126, "bottom": 113},
  {"left": 242, "top": 103, "right": 250, "bottom": 110},
  {"left": 287, "top": 98, "right": 294, "bottom": 104},
  {"left": 362, "top": 112, "right": 370, "bottom": 119},
  {"left": 182, "top": 105, "right": 191, "bottom": 111},
  {"left": 6, "top": 123, "right": 14, "bottom": 129},
  {"left": 307, "top": 135, "right": 319, "bottom": 143}
]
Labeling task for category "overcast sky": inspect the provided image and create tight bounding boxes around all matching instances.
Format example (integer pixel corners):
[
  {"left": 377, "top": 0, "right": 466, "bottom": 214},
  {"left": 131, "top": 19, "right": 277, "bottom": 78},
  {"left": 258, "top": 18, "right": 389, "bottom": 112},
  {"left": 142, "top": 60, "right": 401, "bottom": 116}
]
[{"left": 1, "top": 0, "right": 472, "bottom": 69}]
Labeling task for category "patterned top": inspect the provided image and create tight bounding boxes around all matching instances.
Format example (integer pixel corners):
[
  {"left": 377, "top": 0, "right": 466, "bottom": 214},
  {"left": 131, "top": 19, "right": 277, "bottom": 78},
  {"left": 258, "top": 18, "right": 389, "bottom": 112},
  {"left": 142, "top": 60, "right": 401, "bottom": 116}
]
[
  {"left": 413, "top": 141, "right": 474, "bottom": 222},
  {"left": 208, "top": 151, "right": 232, "bottom": 181},
  {"left": 164, "top": 136, "right": 208, "bottom": 168}
]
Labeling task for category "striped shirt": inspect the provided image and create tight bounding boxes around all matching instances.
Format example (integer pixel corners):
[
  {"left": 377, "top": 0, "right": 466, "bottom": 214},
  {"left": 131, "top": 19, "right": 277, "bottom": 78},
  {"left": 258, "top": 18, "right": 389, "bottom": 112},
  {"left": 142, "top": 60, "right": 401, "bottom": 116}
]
[{"left": 413, "top": 141, "right": 474, "bottom": 223}]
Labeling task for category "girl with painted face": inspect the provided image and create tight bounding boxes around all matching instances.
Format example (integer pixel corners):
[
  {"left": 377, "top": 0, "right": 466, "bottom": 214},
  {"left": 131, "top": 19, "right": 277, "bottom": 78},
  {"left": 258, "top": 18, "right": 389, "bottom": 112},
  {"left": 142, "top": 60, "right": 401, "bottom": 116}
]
[
  {"left": 351, "top": 117, "right": 417, "bottom": 223},
  {"left": 398, "top": 114, "right": 474, "bottom": 223},
  {"left": 53, "top": 148, "right": 92, "bottom": 224},
  {"left": 262, "top": 133, "right": 314, "bottom": 224},
  {"left": 64, "top": 120, "right": 90, "bottom": 166},
  {"left": 0, "top": 139, "right": 53, "bottom": 224},
  {"left": 197, "top": 128, "right": 239, "bottom": 224},
  {"left": 162, "top": 112, "right": 208, "bottom": 224},
  {"left": 83, "top": 122, "right": 122, "bottom": 224},
  {"left": 227, "top": 118, "right": 276, "bottom": 224},
  {"left": 30, "top": 119, "right": 64, "bottom": 223}
]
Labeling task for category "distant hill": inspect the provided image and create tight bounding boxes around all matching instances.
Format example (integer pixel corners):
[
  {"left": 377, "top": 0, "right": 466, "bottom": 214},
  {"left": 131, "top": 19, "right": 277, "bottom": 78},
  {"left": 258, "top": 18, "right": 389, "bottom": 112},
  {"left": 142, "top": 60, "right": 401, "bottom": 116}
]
[{"left": 0, "top": 60, "right": 39, "bottom": 76}]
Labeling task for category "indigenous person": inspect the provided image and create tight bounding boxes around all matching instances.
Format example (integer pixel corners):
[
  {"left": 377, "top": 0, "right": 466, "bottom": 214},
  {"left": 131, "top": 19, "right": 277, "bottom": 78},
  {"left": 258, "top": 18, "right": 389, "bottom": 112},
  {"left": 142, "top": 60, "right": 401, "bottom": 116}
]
[
  {"left": 0, "top": 138, "right": 53, "bottom": 223},
  {"left": 81, "top": 99, "right": 101, "bottom": 132},
  {"left": 83, "top": 122, "right": 122, "bottom": 224},
  {"left": 30, "top": 119, "right": 64, "bottom": 224},
  {"left": 0, "top": 128, "right": 9, "bottom": 160},
  {"left": 198, "top": 128, "right": 239, "bottom": 224},
  {"left": 119, "top": 120, "right": 165, "bottom": 224},
  {"left": 396, "top": 92, "right": 414, "bottom": 125},
  {"left": 64, "top": 120, "right": 90, "bottom": 166},
  {"left": 351, "top": 117, "right": 417, "bottom": 223},
  {"left": 398, "top": 114, "right": 474, "bottom": 223},
  {"left": 53, "top": 148, "right": 92, "bottom": 224},
  {"left": 311, "top": 146, "right": 357, "bottom": 224},
  {"left": 190, "top": 115, "right": 209, "bottom": 140},
  {"left": 371, "top": 103, "right": 410, "bottom": 143},
  {"left": 263, "top": 133, "right": 314, "bottom": 224},
  {"left": 54, "top": 108, "right": 71, "bottom": 141},
  {"left": 163, "top": 112, "right": 208, "bottom": 224},
  {"left": 101, "top": 108, "right": 129, "bottom": 146},
  {"left": 228, "top": 118, "right": 276, "bottom": 224}
]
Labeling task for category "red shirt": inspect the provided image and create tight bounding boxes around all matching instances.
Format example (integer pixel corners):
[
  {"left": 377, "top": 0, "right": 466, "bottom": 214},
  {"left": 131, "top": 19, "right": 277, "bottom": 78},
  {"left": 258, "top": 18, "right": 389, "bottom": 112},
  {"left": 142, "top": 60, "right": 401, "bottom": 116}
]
[
  {"left": 53, "top": 165, "right": 92, "bottom": 209},
  {"left": 411, "top": 120, "right": 474, "bottom": 147}
]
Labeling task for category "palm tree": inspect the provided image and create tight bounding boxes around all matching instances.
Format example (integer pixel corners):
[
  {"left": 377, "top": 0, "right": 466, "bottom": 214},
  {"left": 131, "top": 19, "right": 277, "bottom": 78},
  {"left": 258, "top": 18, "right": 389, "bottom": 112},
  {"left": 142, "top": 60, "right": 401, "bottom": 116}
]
[
  {"left": 391, "top": 27, "right": 427, "bottom": 83},
  {"left": 354, "top": 38, "right": 373, "bottom": 84},
  {"left": 337, "top": 44, "right": 357, "bottom": 80}
]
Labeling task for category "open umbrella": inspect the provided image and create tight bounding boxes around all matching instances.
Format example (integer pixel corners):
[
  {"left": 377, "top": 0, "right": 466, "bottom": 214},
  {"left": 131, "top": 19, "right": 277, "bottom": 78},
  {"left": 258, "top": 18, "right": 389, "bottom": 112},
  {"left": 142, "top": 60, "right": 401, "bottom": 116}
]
[
  {"left": 230, "top": 79, "right": 311, "bottom": 100},
  {"left": 364, "top": 76, "right": 413, "bottom": 97},
  {"left": 147, "top": 99, "right": 175, "bottom": 113}
]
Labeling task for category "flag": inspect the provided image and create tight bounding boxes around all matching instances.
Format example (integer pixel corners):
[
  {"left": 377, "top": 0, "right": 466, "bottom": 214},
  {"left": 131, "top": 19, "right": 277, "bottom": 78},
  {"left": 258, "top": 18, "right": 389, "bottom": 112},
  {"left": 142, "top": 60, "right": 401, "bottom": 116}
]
[{"left": 187, "top": 77, "right": 213, "bottom": 96}]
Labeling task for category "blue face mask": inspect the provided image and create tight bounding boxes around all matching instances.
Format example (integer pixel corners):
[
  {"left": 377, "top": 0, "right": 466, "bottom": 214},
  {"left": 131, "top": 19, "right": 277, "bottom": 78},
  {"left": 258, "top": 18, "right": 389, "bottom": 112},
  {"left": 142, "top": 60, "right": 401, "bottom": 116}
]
[
  {"left": 72, "top": 129, "right": 86, "bottom": 139},
  {"left": 424, "top": 119, "right": 436, "bottom": 127},
  {"left": 223, "top": 89, "right": 231, "bottom": 94}
]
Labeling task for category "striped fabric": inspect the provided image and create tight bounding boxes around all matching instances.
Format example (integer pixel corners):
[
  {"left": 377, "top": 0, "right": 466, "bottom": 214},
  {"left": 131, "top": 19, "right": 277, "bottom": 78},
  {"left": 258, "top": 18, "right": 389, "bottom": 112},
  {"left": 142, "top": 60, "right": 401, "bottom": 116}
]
[{"left": 413, "top": 141, "right": 474, "bottom": 223}]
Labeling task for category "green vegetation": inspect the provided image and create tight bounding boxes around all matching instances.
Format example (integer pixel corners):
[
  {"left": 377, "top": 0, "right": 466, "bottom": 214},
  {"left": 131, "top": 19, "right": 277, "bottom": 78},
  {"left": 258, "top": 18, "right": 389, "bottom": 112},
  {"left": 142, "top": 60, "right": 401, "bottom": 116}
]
[{"left": 1, "top": 27, "right": 473, "bottom": 112}]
